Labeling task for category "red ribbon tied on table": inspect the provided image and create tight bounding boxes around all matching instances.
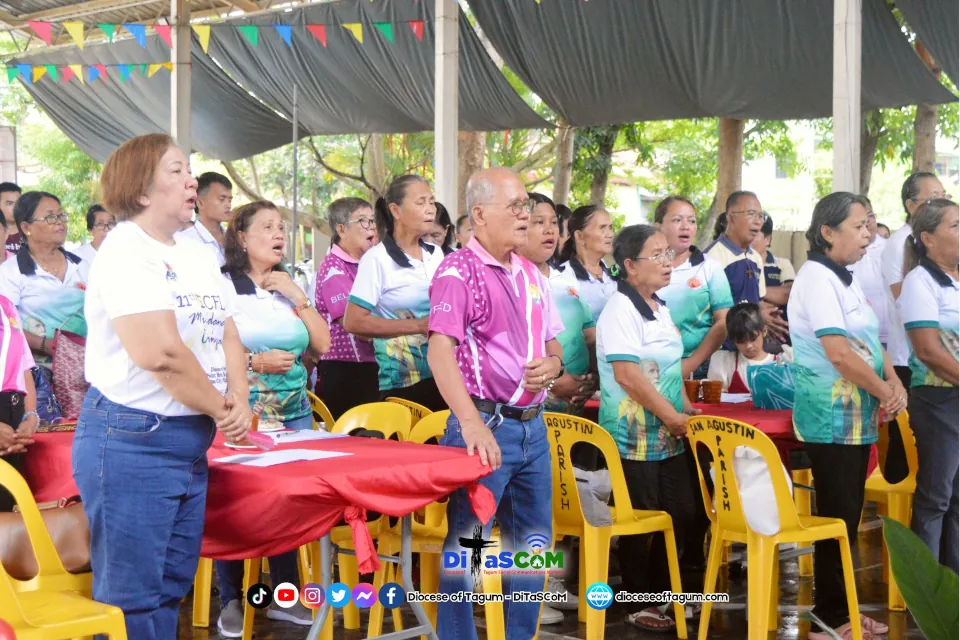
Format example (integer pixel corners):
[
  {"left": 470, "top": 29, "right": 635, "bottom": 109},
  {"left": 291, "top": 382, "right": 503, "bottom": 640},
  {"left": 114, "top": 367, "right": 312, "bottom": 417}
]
[{"left": 344, "top": 505, "right": 380, "bottom": 573}]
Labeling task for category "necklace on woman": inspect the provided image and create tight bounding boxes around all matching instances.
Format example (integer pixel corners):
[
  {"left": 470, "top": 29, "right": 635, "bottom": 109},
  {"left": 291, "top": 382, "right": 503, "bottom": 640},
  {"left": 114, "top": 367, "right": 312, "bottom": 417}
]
[{"left": 32, "top": 250, "right": 65, "bottom": 279}]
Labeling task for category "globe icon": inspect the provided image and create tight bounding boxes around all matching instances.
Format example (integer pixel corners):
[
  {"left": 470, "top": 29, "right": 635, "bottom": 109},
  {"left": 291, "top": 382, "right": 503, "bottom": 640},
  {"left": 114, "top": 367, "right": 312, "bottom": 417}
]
[
  {"left": 529, "top": 554, "right": 546, "bottom": 570},
  {"left": 585, "top": 582, "right": 614, "bottom": 610}
]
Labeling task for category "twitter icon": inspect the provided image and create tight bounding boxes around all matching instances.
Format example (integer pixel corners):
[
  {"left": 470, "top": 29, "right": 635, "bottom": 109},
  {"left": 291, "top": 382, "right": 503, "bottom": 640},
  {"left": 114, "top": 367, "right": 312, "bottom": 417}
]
[{"left": 327, "top": 582, "right": 350, "bottom": 609}]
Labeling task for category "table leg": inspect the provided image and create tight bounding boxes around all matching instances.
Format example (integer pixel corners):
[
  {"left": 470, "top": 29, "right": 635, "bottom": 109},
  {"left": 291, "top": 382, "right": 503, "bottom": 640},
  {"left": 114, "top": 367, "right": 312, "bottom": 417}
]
[
  {"left": 306, "top": 535, "right": 334, "bottom": 640},
  {"left": 396, "top": 514, "right": 440, "bottom": 640}
]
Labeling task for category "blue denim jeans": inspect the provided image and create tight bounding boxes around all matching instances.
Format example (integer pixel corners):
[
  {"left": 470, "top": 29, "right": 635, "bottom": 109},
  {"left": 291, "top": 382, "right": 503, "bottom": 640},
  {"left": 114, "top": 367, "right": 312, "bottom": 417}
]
[
  {"left": 214, "top": 403, "right": 312, "bottom": 604},
  {"left": 72, "top": 388, "right": 215, "bottom": 639},
  {"left": 437, "top": 408, "right": 553, "bottom": 640}
]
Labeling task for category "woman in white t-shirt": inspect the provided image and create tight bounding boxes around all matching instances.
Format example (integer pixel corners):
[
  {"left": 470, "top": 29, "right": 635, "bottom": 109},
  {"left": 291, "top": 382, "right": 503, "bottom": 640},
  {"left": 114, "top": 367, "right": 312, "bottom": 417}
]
[
  {"left": 72, "top": 134, "right": 251, "bottom": 639},
  {"left": 556, "top": 204, "right": 616, "bottom": 322},
  {"left": 343, "top": 175, "right": 446, "bottom": 410}
]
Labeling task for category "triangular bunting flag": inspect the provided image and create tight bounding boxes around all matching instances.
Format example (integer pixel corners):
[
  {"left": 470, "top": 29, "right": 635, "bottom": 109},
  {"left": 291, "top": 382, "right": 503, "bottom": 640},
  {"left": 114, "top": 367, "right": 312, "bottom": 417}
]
[
  {"left": 138, "top": 63, "right": 148, "bottom": 76},
  {"left": 238, "top": 25, "right": 259, "bottom": 46},
  {"left": 45, "top": 64, "right": 57, "bottom": 82},
  {"left": 119, "top": 64, "right": 132, "bottom": 82},
  {"left": 153, "top": 24, "right": 173, "bottom": 48},
  {"left": 343, "top": 23, "right": 362, "bottom": 44},
  {"left": 61, "top": 65, "right": 75, "bottom": 84},
  {"left": 162, "top": 62, "right": 173, "bottom": 71},
  {"left": 63, "top": 21, "right": 85, "bottom": 49},
  {"left": 26, "top": 21, "right": 53, "bottom": 45},
  {"left": 98, "top": 23, "right": 116, "bottom": 42},
  {"left": 373, "top": 22, "right": 393, "bottom": 43},
  {"left": 148, "top": 63, "right": 163, "bottom": 77},
  {"left": 32, "top": 66, "right": 46, "bottom": 83},
  {"left": 306, "top": 25, "right": 327, "bottom": 47},
  {"left": 95, "top": 64, "right": 107, "bottom": 83},
  {"left": 69, "top": 64, "right": 84, "bottom": 84},
  {"left": 17, "top": 65, "right": 31, "bottom": 84},
  {"left": 192, "top": 24, "right": 211, "bottom": 53},
  {"left": 124, "top": 24, "right": 147, "bottom": 48},
  {"left": 408, "top": 20, "right": 424, "bottom": 41},
  {"left": 274, "top": 24, "right": 292, "bottom": 47},
  {"left": 6, "top": 67, "right": 19, "bottom": 83},
  {"left": 88, "top": 66, "right": 100, "bottom": 83}
]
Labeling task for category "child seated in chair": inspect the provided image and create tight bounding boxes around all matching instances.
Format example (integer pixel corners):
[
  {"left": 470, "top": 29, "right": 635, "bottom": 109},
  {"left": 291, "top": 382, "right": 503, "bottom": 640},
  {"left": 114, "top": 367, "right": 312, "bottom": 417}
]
[
  {"left": 707, "top": 302, "right": 792, "bottom": 394},
  {"left": 705, "top": 303, "right": 793, "bottom": 536}
]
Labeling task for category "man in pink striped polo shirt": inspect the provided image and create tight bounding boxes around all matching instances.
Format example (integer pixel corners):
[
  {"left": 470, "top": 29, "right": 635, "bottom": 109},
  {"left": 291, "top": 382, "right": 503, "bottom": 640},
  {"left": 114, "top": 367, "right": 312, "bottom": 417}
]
[{"left": 428, "top": 168, "right": 565, "bottom": 640}]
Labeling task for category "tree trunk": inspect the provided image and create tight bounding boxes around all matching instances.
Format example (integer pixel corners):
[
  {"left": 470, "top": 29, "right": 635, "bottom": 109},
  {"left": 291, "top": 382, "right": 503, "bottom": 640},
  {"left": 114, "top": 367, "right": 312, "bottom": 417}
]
[
  {"left": 860, "top": 109, "right": 884, "bottom": 196},
  {"left": 698, "top": 118, "right": 743, "bottom": 245},
  {"left": 913, "top": 41, "right": 940, "bottom": 173},
  {"left": 552, "top": 124, "right": 576, "bottom": 205},
  {"left": 589, "top": 126, "right": 619, "bottom": 206},
  {"left": 457, "top": 131, "right": 486, "bottom": 217},
  {"left": 367, "top": 133, "right": 387, "bottom": 199}
]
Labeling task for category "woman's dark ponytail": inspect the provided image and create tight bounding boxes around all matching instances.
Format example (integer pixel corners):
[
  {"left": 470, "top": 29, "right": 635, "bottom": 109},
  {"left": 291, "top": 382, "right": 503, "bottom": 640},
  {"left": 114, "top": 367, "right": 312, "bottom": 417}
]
[{"left": 374, "top": 196, "right": 394, "bottom": 239}]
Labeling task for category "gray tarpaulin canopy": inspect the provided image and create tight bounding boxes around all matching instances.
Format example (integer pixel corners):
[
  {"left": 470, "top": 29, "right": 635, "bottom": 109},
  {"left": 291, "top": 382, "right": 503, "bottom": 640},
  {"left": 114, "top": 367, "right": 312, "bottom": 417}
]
[
  {"left": 205, "top": 0, "right": 549, "bottom": 134},
  {"left": 11, "top": 35, "right": 297, "bottom": 163},
  {"left": 470, "top": 0, "right": 957, "bottom": 126},
  {"left": 897, "top": 0, "right": 959, "bottom": 88}
]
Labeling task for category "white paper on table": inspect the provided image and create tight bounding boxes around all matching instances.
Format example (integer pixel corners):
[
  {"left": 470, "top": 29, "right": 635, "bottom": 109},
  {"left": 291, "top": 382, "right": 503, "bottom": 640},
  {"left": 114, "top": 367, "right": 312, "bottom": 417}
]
[
  {"left": 214, "top": 449, "right": 353, "bottom": 467},
  {"left": 721, "top": 393, "right": 753, "bottom": 404},
  {"left": 265, "top": 429, "right": 348, "bottom": 445}
]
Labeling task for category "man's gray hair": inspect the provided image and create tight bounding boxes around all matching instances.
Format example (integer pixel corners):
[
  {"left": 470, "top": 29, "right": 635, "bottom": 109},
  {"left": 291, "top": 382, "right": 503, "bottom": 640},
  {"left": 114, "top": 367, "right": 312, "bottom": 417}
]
[{"left": 465, "top": 174, "right": 496, "bottom": 214}]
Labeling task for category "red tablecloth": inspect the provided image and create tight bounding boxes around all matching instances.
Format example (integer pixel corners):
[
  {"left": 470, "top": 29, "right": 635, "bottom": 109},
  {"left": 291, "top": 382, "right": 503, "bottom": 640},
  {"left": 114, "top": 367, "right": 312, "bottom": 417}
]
[
  {"left": 21, "top": 432, "right": 495, "bottom": 573},
  {"left": 582, "top": 399, "right": 877, "bottom": 476}
]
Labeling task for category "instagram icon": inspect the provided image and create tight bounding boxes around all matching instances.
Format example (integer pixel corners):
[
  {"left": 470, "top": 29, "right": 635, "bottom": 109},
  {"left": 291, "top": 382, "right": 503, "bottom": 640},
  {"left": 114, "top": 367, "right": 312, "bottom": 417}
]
[{"left": 301, "top": 583, "right": 325, "bottom": 609}]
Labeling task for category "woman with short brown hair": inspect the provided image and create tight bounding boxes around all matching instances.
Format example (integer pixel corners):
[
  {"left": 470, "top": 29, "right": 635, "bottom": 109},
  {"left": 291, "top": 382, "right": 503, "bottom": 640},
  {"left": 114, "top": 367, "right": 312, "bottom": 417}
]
[{"left": 72, "top": 133, "right": 251, "bottom": 638}]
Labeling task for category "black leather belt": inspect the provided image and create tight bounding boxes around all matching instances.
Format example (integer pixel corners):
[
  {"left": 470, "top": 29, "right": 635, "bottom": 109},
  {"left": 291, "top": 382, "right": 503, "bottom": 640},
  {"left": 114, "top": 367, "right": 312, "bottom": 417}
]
[{"left": 471, "top": 397, "right": 543, "bottom": 421}]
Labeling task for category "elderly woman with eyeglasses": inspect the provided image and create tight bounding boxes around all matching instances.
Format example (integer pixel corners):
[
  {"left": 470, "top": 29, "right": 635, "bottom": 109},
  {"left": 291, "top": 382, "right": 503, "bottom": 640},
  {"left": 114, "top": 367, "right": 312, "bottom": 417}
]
[
  {"left": 596, "top": 224, "right": 699, "bottom": 633},
  {"left": 314, "top": 197, "right": 381, "bottom": 420},
  {"left": 0, "top": 191, "right": 87, "bottom": 422},
  {"left": 74, "top": 204, "right": 116, "bottom": 265}
]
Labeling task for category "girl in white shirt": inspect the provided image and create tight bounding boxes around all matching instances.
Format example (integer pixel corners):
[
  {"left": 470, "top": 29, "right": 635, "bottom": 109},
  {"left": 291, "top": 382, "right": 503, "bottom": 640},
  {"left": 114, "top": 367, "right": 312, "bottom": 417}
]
[{"left": 708, "top": 302, "right": 792, "bottom": 394}]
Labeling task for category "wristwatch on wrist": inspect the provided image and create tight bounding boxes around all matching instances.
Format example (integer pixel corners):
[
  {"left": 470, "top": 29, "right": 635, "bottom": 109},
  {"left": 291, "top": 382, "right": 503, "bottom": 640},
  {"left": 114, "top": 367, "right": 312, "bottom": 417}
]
[
  {"left": 21, "top": 410, "right": 38, "bottom": 424},
  {"left": 247, "top": 353, "right": 253, "bottom": 372},
  {"left": 549, "top": 354, "right": 565, "bottom": 379}
]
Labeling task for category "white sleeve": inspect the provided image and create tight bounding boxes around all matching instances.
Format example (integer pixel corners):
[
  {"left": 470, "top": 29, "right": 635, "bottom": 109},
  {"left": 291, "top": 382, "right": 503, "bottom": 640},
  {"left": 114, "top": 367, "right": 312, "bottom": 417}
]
[
  {"left": 0, "top": 262, "right": 20, "bottom": 307},
  {"left": 707, "top": 351, "right": 734, "bottom": 389},
  {"left": 899, "top": 271, "right": 939, "bottom": 330},
  {"left": 881, "top": 238, "right": 904, "bottom": 289},
  {"left": 599, "top": 301, "right": 645, "bottom": 363},
  {"left": 96, "top": 250, "right": 174, "bottom": 319},
  {"left": 348, "top": 251, "right": 384, "bottom": 311},
  {"left": 805, "top": 276, "right": 848, "bottom": 338}
]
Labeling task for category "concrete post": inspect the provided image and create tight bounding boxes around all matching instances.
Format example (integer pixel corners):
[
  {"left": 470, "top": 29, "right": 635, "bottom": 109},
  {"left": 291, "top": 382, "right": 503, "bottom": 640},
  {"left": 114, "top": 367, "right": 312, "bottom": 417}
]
[
  {"left": 434, "top": 0, "right": 459, "bottom": 209},
  {"left": 171, "top": 0, "right": 191, "bottom": 155},
  {"left": 832, "top": 0, "right": 862, "bottom": 193}
]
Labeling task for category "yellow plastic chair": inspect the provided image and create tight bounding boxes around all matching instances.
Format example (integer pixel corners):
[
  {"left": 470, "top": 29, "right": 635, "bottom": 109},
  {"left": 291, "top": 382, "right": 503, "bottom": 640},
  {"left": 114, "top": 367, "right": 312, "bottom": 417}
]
[
  {"left": 864, "top": 411, "right": 917, "bottom": 611},
  {"left": 307, "top": 390, "right": 336, "bottom": 431},
  {"left": 688, "top": 416, "right": 864, "bottom": 640},
  {"left": 331, "top": 402, "right": 412, "bottom": 629},
  {"left": 544, "top": 412, "right": 688, "bottom": 640},
  {"left": 0, "top": 458, "right": 92, "bottom": 596},
  {"left": 385, "top": 396, "right": 434, "bottom": 428}
]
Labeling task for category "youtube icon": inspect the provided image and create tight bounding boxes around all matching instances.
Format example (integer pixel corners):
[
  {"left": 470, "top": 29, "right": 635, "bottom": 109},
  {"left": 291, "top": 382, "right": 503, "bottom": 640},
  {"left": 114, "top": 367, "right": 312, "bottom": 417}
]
[{"left": 273, "top": 582, "right": 299, "bottom": 609}]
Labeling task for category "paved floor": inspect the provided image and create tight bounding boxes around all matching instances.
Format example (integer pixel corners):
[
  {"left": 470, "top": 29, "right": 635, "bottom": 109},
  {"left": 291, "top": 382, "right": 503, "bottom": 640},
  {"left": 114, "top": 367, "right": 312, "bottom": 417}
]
[{"left": 176, "top": 511, "right": 924, "bottom": 639}]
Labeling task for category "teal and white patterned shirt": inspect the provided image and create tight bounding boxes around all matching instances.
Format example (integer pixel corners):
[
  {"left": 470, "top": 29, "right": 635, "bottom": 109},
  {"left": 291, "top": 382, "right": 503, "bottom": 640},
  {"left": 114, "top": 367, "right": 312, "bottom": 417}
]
[
  {"left": 657, "top": 247, "right": 734, "bottom": 358},
  {"left": 898, "top": 258, "right": 959, "bottom": 388},
  {"left": 597, "top": 282, "right": 685, "bottom": 462},
  {"left": 788, "top": 253, "right": 883, "bottom": 445}
]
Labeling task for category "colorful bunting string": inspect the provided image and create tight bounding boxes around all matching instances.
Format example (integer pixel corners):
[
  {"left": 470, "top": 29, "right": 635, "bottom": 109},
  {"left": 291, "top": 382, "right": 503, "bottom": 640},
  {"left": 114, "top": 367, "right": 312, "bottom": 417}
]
[
  {"left": 6, "top": 62, "right": 176, "bottom": 85},
  {"left": 22, "top": 19, "right": 428, "bottom": 51}
]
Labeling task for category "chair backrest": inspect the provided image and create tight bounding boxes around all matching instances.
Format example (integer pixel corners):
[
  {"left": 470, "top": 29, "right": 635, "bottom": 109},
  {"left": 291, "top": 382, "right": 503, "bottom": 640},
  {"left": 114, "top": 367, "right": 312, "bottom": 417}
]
[
  {"left": 306, "top": 391, "right": 335, "bottom": 431},
  {"left": 408, "top": 410, "right": 450, "bottom": 445},
  {"left": 875, "top": 410, "right": 918, "bottom": 492},
  {"left": 385, "top": 397, "right": 434, "bottom": 428},
  {"left": 543, "top": 412, "right": 636, "bottom": 530},
  {"left": 687, "top": 415, "right": 801, "bottom": 536},
  {"left": 332, "top": 402, "right": 411, "bottom": 441},
  {"left": 0, "top": 458, "right": 70, "bottom": 586}
]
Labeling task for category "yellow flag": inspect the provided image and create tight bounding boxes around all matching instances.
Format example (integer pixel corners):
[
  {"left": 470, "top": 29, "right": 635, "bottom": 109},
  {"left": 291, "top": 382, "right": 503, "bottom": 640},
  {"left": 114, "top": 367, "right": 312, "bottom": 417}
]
[
  {"left": 162, "top": 62, "right": 173, "bottom": 71},
  {"left": 63, "top": 21, "right": 85, "bottom": 49},
  {"left": 148, "top": 63, "right": 162, "bottom": 77},
  {"left": 343, "top": 23, "right": 362, "bottom": 44},
  {"left": 32, "top": 66, "right": 46, "bottom": 82},
  {"left": 70, "top": 64, "right": 84, "bottom": 84},
  {"left": 192, "top": 24, "right": 211, "bottom": 53}
]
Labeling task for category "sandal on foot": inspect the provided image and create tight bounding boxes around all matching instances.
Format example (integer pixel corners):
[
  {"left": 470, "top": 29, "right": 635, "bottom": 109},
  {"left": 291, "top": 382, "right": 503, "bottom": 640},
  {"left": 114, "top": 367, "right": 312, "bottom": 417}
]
[
  {"left": 657, "top": 602, "right": 702, "bottom": 620},
  {"left": 808, "top": 622, "right": 876, "bottom": 640},
  {"left": 860, "top": 614, "right": 888, "bottom": 635},
  {"left": 626, "top": 608, "right": 676, "bottom": 633}
]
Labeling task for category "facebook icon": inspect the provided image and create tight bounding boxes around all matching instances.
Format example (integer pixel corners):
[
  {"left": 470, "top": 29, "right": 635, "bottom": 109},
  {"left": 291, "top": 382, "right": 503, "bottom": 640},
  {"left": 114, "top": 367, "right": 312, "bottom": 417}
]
[{"left": 378, "top": 582, "right": 406, "bottom": 610}]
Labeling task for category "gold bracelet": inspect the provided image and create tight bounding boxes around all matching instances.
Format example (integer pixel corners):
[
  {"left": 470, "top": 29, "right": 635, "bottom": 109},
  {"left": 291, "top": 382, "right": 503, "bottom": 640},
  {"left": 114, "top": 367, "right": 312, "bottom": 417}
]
[
  {"left": 258, "top": 354, "right": 265, "bottom": 374},
  {"left": 294, "top": 298, "right": 311, "bottom": 313}
]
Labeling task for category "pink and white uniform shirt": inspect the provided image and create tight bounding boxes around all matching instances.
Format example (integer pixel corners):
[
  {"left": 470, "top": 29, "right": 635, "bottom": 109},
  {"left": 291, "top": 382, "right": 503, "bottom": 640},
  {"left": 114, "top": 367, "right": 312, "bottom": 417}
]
[
  {"left": 0, "top": 294, "right": 35, "bottom": 393},
  {"left": 315, "top": 245, "right": 375, "bottom": 363},
  {"left": 428, "top": 238, "right": 564, "bottom": 407}
]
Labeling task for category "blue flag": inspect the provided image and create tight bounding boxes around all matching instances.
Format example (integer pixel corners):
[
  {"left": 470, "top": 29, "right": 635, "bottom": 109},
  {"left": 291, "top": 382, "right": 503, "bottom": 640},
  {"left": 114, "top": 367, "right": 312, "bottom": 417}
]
[
  {"left": 124, "top": 24, "right": 147, "bottom": 48},
  {"left": 274, "top": 24, "right": 293, "bottom": 47}
]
